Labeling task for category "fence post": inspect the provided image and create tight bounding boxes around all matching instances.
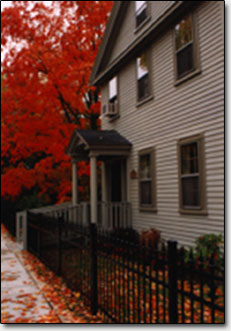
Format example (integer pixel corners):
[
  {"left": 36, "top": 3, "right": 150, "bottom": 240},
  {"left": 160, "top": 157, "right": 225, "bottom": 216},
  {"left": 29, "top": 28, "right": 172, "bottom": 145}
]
[
  {"left": 37, "top": 215, "right": 41, "bottom": 258},
  {"left": 57, "top": 217, "right": 63, "bottom": 276},
  {"left": 168, "top": 241, "right": 178, "bottom": 324},
  {"left": 23, "top": 211, "right": 28, "bottom": 250},
  {"left": 90, "top": 222, "right": 98, "bottom": 315},
  {"left": 16, "top": 213, "right": 21, "bottom": 243}
]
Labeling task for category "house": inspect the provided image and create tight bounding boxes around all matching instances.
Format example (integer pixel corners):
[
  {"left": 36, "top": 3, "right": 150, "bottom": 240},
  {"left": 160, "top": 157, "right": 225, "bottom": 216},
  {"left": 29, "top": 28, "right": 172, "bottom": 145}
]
[{"left": 67, "top": 1, "right": 224, "bottom": 246}]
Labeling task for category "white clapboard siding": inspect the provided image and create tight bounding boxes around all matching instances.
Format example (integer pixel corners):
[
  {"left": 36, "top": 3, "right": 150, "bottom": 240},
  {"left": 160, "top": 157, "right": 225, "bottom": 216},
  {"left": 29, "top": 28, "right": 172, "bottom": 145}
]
[
  {"left": 101, "top": 1, "right": 224, "bottom": 247},
  {"left": 108, "top": 1, "right": 176, "bottom": 67}
]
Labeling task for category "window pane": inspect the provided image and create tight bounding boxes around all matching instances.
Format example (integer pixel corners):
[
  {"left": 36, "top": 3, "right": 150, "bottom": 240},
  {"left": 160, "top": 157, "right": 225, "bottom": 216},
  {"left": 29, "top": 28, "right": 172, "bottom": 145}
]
[
  {"left": 136, "top": 8, "right": 147, "bottom": 27},
  {"left": 136, "top": 1, "right": 147, "bottom": 27},
  {"left": 109, "top": 77, "right": 117, "bottom": 100},
  {"left": 181, "top": 142, "right": 198, "bottom": 174},
  {"left": 138, "top": 74, "right": 149, "bottom": 100},
  {"left": 136, "top": 1, "right": 146, "bottom": 12},
  {"left": 137, "top": 54, "right": 149, "bottom": 100},
  {"left": 177, "top": 43, "right": 194, "bottom": 78},
  {"left": 140, "top": 154, "right": 151, "bottom": 179},
  {"left": 137, "top": 54, "right": 148, "bottom": 79},
  {"left": 140, "top": 181, "right": 152, "bottom": 205},
  {"left": 182, "top": 177, "right": 199, "bottom": 207},
  {"left": 175, "top": 15, "right": 193, "bottom": 50}
]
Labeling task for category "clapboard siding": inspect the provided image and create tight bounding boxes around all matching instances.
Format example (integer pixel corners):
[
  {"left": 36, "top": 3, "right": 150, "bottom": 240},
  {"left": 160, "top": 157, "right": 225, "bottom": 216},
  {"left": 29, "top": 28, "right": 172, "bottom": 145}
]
[
  {"left": 108, "top": 3, "right": 135, "bottom": 66},
  {"left": 108, "top": 1, "right": 176, "bottom": 67},
  {"left": 101, "top": 1, "right": 224, "bottom": 247},
  {"left": 150, "top": 1, "right": 176, "bottom": 22}
]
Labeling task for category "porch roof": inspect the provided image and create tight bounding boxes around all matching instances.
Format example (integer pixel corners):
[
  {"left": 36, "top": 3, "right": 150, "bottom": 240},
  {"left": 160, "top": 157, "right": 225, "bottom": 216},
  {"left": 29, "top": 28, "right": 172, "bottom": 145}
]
[{"left": 66, "top": 130, "right": 132, "bottom": 160}]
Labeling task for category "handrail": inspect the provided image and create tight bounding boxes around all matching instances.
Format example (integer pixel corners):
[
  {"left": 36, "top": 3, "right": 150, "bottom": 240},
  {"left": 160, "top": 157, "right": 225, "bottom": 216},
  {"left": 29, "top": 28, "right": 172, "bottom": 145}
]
[
  {"left": 17, "top": 201, "right": 132, "bottom": 247},
  {"left": 29, "top": 201, "right": 73, "bottom": 214},
  {"left": 99, "top": 201, "right": 132, "bottom": 230}
]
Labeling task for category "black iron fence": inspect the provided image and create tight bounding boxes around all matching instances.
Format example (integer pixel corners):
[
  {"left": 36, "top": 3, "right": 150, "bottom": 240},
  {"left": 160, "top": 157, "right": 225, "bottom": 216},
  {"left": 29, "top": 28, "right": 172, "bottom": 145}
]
[
  {"left": 27, "top": 211, "right": 92, "bottom": 305},
  {"left": 96, "top": 229, "right": 169, "bottom": 323},
  {"left": 27, "top": 211, "right": 224, "bottom": 324}
]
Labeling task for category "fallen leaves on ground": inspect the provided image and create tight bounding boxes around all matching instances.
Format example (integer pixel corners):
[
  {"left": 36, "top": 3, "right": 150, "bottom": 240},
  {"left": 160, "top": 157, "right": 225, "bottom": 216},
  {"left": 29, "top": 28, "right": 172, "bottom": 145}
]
[
  {"left": 1, "top": 225, "right": 103, "bottom": 324},
  {"left": 17, "top": 250, "right": 104, "bottom": 323},
  {"left": 1, "top": 225, "right": 224, "bottom": 324}
]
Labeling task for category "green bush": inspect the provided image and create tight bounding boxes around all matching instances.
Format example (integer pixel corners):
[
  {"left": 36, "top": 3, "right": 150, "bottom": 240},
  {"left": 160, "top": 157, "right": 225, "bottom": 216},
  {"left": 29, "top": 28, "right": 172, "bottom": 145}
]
[
  {"left": 194, "top": 233, "right": 223, "bottom": 267},
  {"left": 184, "top": 233, "right": 224, "bottom": 270}
]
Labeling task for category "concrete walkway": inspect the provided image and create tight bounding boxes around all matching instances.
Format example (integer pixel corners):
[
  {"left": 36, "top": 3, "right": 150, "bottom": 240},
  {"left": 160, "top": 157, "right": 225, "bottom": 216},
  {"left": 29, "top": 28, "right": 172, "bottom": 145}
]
[{"left": 1, "top": 229, "right": 61, "bottom": 323}]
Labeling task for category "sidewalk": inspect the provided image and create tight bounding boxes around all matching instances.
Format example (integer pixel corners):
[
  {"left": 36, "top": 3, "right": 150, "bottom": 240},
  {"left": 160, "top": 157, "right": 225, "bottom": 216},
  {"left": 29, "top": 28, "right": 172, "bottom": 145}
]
[
  {"left": 1, "top": 227, "right": 61, "bottom": 323},
  {"left": 1, "top": 226, "right": 103, "bottom": 324}
]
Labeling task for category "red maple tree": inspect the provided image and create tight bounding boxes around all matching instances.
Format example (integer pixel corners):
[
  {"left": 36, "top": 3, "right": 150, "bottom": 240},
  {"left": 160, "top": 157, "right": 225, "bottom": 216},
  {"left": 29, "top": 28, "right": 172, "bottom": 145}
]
[{"left": 1, "top": 1, "right": 113, "bottom": 205}]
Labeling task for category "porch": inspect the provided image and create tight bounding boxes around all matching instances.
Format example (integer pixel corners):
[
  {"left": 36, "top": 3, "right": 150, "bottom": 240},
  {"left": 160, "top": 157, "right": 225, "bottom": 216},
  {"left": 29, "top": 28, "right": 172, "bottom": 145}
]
[
  {"left": 16, "top": 201, "right": 132, "bottom": 247},
  {"left": 38, "top": 201, "right": 132, "bottom": 229},
  {"left": 67, "top": 129, "right": 132, "bottom": 228},
  {"left": 16, "top": 130, "right": 133, "bottom": 245}
]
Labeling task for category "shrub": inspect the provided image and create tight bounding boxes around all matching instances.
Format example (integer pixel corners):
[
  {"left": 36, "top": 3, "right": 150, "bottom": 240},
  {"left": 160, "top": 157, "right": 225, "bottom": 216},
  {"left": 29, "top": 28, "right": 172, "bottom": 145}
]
[
  {"left": 194, "top": 233, "right": 224, "bottom": 269},
  {"left": 183, "top": 233, "right": 224, "bottom": 271},
  {"left": 140, "top": 228, "right": 161, "bottom": 248},
  {"left": 109, "top": 227, "right": 140, "bottom": 244},
  {"left": 101, "top": 228, "right": 140, "bottom": 257}
]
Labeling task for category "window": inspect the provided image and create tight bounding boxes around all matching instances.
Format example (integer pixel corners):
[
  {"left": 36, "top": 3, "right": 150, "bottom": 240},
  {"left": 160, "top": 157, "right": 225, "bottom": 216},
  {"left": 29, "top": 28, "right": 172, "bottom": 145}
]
[
  {"left": 102, "top": 77, "right": 119, "bottom": 117},
  {"left": 109, "top": 77, "right": 117, "bottom": 103},
  {"left": 139, "top": 148, "right": 156, "bottom": 211},
  {"left": 178, "top": 135, "right": 207, "bottom": 214},
  {"left": 175, "top": 14, "right": 199, "bottom": 81},
  {"left": 137, "top": 53, "right": 150, "bottom": 101},
  {"left": 136, "top": 1, "right": 147, "bottom": 28}
]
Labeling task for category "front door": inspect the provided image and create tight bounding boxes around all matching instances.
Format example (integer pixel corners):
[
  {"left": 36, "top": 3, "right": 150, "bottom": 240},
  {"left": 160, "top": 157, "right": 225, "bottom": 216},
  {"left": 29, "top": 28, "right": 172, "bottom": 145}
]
[
  {"left": 111, "top": 160, "right": 122, "bottom": 202},
  {"left": 108, "top": 159, "right": 127, "bottom": 229}
]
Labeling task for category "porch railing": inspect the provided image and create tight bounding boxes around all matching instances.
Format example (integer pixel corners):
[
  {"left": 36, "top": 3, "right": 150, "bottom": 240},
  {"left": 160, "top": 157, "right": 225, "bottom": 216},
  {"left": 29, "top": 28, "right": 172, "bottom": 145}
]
[
  {"left": 45, "top": 201, "right": 132, "bottom": 230},
  {"left": 74, "top": 201, "right": 132, "bottom": 229},
  {"left": 16, "top": 201, "right": 132, "bottom": 247},
  {"left": 99, "top": 201, "right": 132, "bottom": 229},
  {"left": 16, "top": 202, "right": 73, "bottom": 244}
]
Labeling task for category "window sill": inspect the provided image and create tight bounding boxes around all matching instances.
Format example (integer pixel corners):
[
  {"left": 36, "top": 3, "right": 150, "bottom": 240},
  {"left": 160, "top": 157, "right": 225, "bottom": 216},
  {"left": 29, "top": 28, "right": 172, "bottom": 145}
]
[
  {"left": 136, "top": 95, "right": 153, "bottom": 108},
  {"left": 108, "top": 114, "right": 120, "bottom": 123},
  {"left": 179, "top": 208, "right": 208, "bottom": 216},
  {"left": 175, "top": 69, "right": 201, "bottom": 87},
  {"left": 134, "top": 16, "right": 151, "bottom": 34},
  {"left": 139, "top": 207, "right": 157, "bottom": 213}
]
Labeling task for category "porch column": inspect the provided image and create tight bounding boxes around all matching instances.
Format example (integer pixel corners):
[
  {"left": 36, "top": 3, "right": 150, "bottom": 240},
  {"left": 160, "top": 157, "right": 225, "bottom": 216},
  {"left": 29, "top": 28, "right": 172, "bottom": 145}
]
[
  {"left": 72, "top": 160, "right": 78, "bottom": 205},
  {"left": 101, "top": 162, "right": 107, "bottom": 202},
  {"left": 101, "top": 162, "right": 107, "bottom": 229},
  {"left": 90, "top": 155, "right": 97, "bottom": 224}
]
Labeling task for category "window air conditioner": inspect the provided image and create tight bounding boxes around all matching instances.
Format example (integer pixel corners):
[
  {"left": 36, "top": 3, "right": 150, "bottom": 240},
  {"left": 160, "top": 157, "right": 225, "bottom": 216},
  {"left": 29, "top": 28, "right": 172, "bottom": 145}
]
[{"left": 102, "top": 100, "right": 119, "bottom": 117}]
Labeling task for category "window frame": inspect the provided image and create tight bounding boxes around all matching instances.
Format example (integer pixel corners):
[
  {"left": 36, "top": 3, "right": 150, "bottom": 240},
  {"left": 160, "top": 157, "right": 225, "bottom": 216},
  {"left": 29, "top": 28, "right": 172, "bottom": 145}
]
[
  {"left": 173, "top": 12, "right": 201, "bottom": 86},
  {"left": 135, "top": 1, "right": 148, "bottom": 29},
  {"left": 177, "top": 134, "right": 207, "bottom": 215},
  {"left": 136, "top": 51, "right": 152, "bottom": 104},
  {"left": 108, "top": 76, "right": 118, "bottom": 104},
  {"left": 106, "top": 76, "right": 120, "bottom": 122},
  {"left": 138, "top": 147, "right": 157, "bottom": 212}
]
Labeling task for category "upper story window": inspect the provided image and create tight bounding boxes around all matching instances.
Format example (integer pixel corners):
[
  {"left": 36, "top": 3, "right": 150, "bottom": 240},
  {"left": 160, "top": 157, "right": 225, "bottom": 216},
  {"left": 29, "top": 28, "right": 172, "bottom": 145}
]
[
  {"left": 137, "top": 53, "right": 150, "bottom": 102},
  {"left": 178, "top": 135, "right": 207, "bottom": 215},
  {"left": 103, "top": 76, "right": 119, "bottom": 118},
  {"left": 139, "top": 148, "right": 156, "bottom": 211},
  {"left": 136, "top": 1, "right": 148, "bottom": 28},
  {"left": 109, "top": 77, "right": 117, "bottom": 103},
  {"left": 175, "top": 14, "right": 200, "bottom": 82}
]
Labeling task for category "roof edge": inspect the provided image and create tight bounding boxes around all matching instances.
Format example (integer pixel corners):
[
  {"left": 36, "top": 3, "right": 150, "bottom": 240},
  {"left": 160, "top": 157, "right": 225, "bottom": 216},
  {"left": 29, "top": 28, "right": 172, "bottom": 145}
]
[
  {"left": 90, "top": 1, "right": 129, "bottom": 86},
  {"left": 90, "top": 1, "right": 202, "bottom": 87}
]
